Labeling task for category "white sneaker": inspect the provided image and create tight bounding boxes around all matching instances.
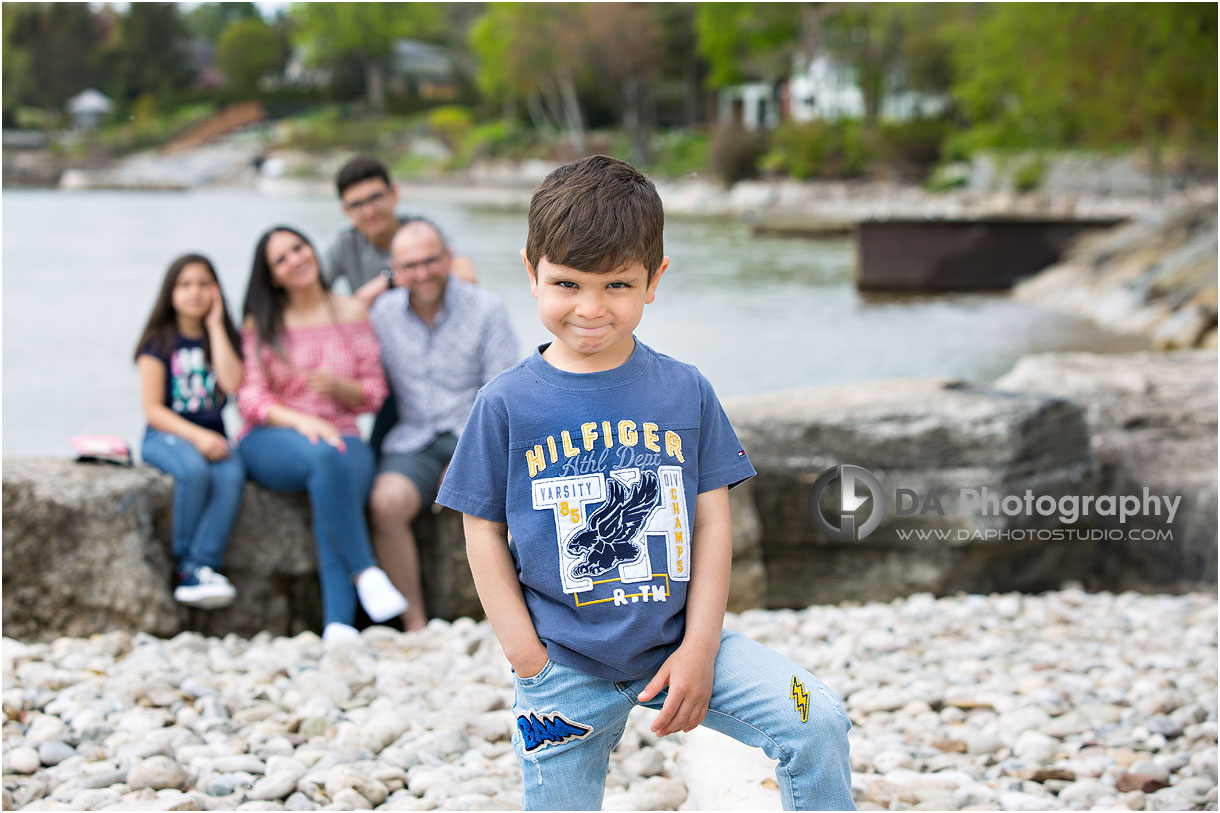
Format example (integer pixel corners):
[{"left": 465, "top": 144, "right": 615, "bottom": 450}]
[
  {"left": 355, "top": 567, "right": 408, "bottom": 623},
  {"left": 174, "top": 566, "right": 236, "bottom": 610},
  {"left": 322, "top": 622, "right": 361, "bottom": 645}
]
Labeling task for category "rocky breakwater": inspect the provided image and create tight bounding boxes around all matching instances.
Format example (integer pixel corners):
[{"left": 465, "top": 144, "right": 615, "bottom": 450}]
[
  {"left": 723, "top": 347, "right": 1216, "bottom": 609},
  {"left": 2, "top": 588, "right": 1215, "bottom": 811},
  {"left": 1014, "top": 194, "right": 1218, "bottom": 349}
]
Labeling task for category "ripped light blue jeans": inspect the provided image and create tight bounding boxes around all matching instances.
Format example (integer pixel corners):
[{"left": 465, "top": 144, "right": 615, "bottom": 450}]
[{"left": 511, "top": 630, "right": 855, "bottom": 811}]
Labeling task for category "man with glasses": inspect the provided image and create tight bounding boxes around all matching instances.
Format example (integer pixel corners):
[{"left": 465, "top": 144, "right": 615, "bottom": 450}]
[
  {"left": 323, "top": 155, "right": 477, "bottom": 309},
  {"left": 366, "top": 218, "right": 519, "bottom": 631}
]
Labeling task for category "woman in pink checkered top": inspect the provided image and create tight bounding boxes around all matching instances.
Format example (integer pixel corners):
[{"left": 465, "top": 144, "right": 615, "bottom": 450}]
[{"left": 238, "top": 225, "right": 408, "bottom": 643}]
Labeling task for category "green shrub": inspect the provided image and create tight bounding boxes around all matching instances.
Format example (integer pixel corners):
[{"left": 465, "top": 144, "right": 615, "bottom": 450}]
[
  {"left": 646, "top": 129, "right": 710, "bottom": 178},
  {"left": 876, "top": 118, "right": 952, "bottom": 170},
  {"left": 708, "top": 125, "right": 766, "bottom": 184},
  {"left": 426, "top": 105, "right": 474, "bottom": 150},
  {"left": 759, "top": 120, "right": 871, "bottom": 179},
  {"left": 1013, "top": 156, "right": 1046, "bottom": 192}
]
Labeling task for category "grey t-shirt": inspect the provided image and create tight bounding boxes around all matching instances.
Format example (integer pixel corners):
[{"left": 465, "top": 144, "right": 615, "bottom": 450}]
[{"left": 321, "top": 214, "right": 414, "bottom": 292}]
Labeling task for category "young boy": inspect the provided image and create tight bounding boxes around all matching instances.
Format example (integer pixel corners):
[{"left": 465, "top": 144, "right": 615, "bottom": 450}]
[{"left": 436, "top": 155, "right": 854, "bottom": 811}]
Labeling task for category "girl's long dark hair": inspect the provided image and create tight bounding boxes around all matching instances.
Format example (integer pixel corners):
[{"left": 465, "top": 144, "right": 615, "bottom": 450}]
[
  {"left": 133, "top": 254, "right": 242, "bottom": 365},
  {"left": 242, "top": 226, "right": 332, "bottom": 356}
]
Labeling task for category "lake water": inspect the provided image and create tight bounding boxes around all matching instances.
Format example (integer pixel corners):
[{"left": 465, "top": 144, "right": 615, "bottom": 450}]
[{"left": 2, "top": 187, "right": 1146, "bottom": 458}]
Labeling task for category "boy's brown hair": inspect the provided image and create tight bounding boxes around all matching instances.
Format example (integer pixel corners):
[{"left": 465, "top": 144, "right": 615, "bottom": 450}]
[{"left": 526, "top": 155, "right": 664, "bottom": 279}]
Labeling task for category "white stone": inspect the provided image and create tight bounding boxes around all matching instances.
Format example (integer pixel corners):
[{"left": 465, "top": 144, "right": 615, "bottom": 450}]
[
  {"left": 999, "top": 790, "right": 1061, "bottom": 810},
  {"left": 211, "top": 754, "right": 266, "bottom": 774},
  {"left": 872, "top": 749, "right": 915, "bottom": 773},
  {"left": 621, "top": 747, "right": 665, "bottom": 778},
  {"left": 1189, "top": 747, "right": 1218, "bottom": 782},
  {"left": 126, "top": 756, "right": 187, "bottom": 791},
  {"left": 249, "top": 772, "right": 300, "bottom": 801},
  {"left": 1014, "top": 730, "right": 1060, "bottom": 763},
  {"left": 1049, "top": 778, "right": 1111, "bottom": 808},
  {"left": 963, "top": 730, "right": 1001, "bottom": 755},
  {"left": 1127, "top": 760, "right": 1170, "bottom": 784},
  {"left": 1145, "top": 788, "right": 1191, "bottom": 811},
  {"left": 327, "top": 787, "right": 373, "bottom": 809},
  {"left": 848, "top": 688, "right": 906, "bottom": 713},
  {"left": 1117, "top": 789, "right": 1147, "bottom": 810},
  {"left": 37, "top": 741, "right": 75, "bottom": 767},
  {"left": 6, "top": 745, "right": 42, "bottom": 775}
]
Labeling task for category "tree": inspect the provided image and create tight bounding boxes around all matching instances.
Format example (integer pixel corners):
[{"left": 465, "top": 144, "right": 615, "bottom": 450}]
[
  {"left": 216, "top": 17, "right": 285, "bottom": 97},
  {"left": 694, "top": 2, "right": 802, "bottom": 88},
  {"left": 949, "top": 3, "right": 1217, "bottom": 163},
  {"left": 3, "top": 3, "right": 102, "bottom": 111},
  {"left": 588, "top": 3, "right": 662, "bottom": 163},
  {"left": 469, "top": 3, "right": 591, "bottom": 154},
  {"left": 289, "top": 3, "right": 444, "bottom": 110},
  {"left": 185, "top": 2, "right": 260, "bottom": 44},
  {"left": 98, "top": 3, "right": 195, "bottom": 104}
]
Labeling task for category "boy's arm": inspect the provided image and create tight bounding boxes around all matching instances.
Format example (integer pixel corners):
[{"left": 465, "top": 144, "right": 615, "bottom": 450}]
[
  {"left": 464, "top": 514, "right": 549, "bottom": 678},
  {"left": 637, "top": 486, "right": 733, "bottom": 737}
]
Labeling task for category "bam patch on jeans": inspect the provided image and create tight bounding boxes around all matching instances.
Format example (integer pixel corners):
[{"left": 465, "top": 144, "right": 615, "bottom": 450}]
[{"left": 517, "top": 709, "right": 593, "bottom": 752}]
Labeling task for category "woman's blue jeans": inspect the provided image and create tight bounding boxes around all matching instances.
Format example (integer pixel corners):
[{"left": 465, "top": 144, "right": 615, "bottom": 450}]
[
  {"left": 238, "top": 427, "right": 378, "bottom": 627},
  {"left": 141, "top": 427, "right": 245, "bottom": 577},
  {"left": 511, "top": 631, "right": 855, "bottom": 811}
]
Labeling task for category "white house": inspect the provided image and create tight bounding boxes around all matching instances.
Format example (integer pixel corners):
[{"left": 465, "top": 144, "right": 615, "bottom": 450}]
[
  {"left": 719, "top": 54, "right": 949, "bottom": 131},
  {"left": 718, "top": 81, "right": 780, "bottom": 131}
]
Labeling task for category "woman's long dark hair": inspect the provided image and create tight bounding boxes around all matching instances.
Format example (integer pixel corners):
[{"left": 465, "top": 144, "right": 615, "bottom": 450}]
[
  {"left": 242, "top": 226, "right": 332, "bottom": 356},
  {"left": 133, "top": 253, "right": 242, "bottom": 365}
]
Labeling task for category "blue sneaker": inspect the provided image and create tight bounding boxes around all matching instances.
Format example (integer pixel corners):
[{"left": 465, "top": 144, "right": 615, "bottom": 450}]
[{"left": 174, "top": 566, "right": 236, "bottom": 609}]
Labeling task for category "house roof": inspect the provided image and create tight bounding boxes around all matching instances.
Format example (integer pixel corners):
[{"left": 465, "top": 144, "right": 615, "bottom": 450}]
[
  {"left": 66, "top": 89, "right": 114, "bottom": 115},
  {"left": 393, "top": 39, "right": 454, "bottom": 80}
]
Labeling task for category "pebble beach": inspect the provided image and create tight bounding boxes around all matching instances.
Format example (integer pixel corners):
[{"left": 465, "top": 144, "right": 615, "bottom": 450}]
[{"left": 3, "top": 587, "right": 1216, "bottom": 811}]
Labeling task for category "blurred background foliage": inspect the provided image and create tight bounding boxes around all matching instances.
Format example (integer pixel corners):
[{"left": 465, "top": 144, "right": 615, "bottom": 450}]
[{"left": 2, "top": 2, "right": 1214, "bottom": 182}]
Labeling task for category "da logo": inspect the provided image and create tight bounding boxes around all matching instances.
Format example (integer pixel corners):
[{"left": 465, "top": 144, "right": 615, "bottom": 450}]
[
  {"left": 808, "top": 464, "right": 884, "bottom": 542},
  {"left": 516, "top": 710, "right": 593, "bottom": 753}
]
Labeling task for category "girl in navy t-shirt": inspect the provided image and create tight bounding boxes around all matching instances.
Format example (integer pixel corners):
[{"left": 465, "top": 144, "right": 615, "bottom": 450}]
[{"left": 134, "top": 254, "right": 245, "bottom": 609}]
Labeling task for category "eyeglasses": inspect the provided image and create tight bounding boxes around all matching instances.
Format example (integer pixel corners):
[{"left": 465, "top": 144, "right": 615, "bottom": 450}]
[
  {"left": 342, "top": 189, "right": 390, "bottom": 211},
  {"left": 391, "top": 253, "right": 448, "bottom": 274}
]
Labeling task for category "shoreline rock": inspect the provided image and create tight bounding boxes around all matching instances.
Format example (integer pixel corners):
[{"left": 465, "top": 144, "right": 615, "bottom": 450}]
[
  {"left": 4, "top": 349, "right": 1213, "bottom": 642},
  {"left": 1014, "top": 196, "right": 1218, "bottom": 349}
]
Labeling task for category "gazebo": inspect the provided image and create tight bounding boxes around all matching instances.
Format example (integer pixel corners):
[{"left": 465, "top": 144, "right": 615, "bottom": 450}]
[{"left": 65, "top": 88, "right": 114, "bottom": 131}]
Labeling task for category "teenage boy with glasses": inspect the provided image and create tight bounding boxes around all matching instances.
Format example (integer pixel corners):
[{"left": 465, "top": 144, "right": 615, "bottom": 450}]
[{"left": 322, "top": 155, "right": 478, "bottom": 311}]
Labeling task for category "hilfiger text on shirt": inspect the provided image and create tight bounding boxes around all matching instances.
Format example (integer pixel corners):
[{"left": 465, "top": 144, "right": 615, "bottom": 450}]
[{"left": 526, "top": 420, "right": 684, "bottom": 478}]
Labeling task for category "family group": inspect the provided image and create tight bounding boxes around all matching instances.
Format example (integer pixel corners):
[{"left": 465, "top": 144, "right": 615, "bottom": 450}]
[
  {"left": 134, "top": 155, "right": 516, "bottom": 643},
  {"left": 134, "top": 154, "right": 854, "bottom": 810}
]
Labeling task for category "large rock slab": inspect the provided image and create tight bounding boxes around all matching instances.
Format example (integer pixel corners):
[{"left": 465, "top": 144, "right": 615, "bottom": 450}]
[
  {"left": 725, "top": 378, "right": 1102, "bottom": 607},
  {"left": 994, "top": 349, "right": 1217, "bottom": 587},
  {"left": 1, "top": 460, "right": 179, "bottom": 640},
  {"left": 1, "top": 458, "right": 321, "bottom": 641}
]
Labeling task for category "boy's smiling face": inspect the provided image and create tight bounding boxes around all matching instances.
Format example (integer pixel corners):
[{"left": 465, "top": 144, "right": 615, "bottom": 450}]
[{"left": 525, "top": 253, "right": 669, "bottom": 373}]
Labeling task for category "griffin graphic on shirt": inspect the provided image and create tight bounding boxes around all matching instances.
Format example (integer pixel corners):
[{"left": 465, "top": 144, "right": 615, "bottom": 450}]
[{"left": 566, "top": 469, "right": 659, "bottom": 580}]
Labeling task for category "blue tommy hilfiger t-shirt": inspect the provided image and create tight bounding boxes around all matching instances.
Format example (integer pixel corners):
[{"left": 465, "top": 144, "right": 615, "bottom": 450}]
[{"left": 436, "top": 338, "right": 756, "bottom": 682}]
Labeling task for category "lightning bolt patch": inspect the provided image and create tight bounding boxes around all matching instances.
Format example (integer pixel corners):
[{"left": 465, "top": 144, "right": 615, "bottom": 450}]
[{"left": 791, "top": 677, "right": 809, "bottom": 723}]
